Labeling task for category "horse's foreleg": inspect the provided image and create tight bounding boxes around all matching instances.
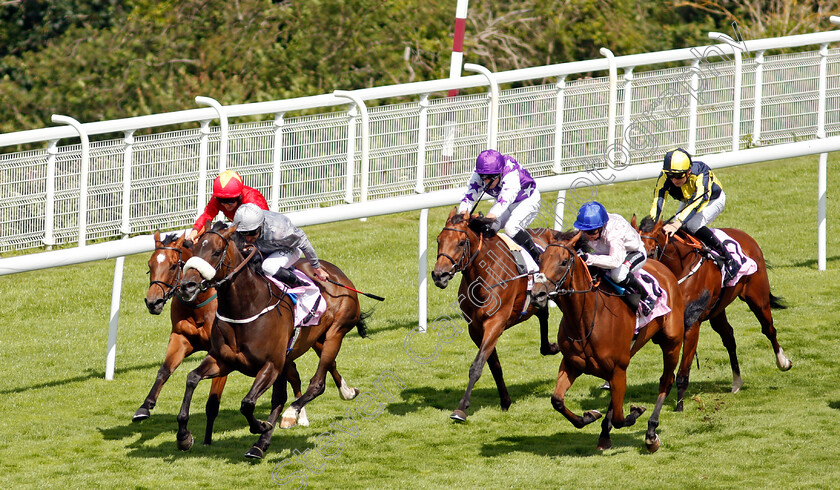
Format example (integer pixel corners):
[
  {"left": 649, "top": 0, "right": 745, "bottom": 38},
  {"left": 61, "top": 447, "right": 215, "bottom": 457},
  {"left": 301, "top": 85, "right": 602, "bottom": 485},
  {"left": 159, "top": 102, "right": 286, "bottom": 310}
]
[
  {"left": 708, "top": 311, "right": 743, "bottom": 393},
  {"left": 743, "top": 284, "right": 793, "bottom": 371},
  {"left": 241, "top": 362, "right": 282, "bottom": 435},
  {"left": 203, "top": 375, "right": 227, "bottom": 445},
  {"left": 176, "top": 355, "right": 227, "bottom": 451},
  {"left": 537, "top": 307, "right": 559, "bottom": 356},
  {"left": 451, "top": 324, "right": 504, "bottom": 422},
  {"left": 486, "top": 348, "right": 510, "bottom": 411},
  {"left": 675, "top": 321, "right": 701, "bottom": 412},
  {"left": 246, "top": 373, "right": 289, "bottom": 460},
  {"left": 134, "top": 333, "right": 193, "bottom": 422},
  {"left": 602, "top": 369, "right": 644, "bottom": 450},
  {"left": 550, "top": 359, "right": 601, "bottom": 428}
]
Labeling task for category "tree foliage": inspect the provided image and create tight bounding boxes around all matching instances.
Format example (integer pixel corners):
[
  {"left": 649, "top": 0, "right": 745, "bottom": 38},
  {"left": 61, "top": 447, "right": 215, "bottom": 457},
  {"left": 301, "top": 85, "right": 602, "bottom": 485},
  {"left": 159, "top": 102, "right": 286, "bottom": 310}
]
[{"left": 0, "top": 0, "right": 832, "bottom": 134}]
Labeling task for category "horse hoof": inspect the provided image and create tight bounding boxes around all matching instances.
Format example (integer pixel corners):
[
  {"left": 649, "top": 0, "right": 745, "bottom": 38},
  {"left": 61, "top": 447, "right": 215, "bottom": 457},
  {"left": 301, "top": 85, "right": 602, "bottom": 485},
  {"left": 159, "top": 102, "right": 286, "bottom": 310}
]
[
  {"left": 132, "top": 408, "right": 150, "bottom": 422},
  {"left": 177, "top": 433, "right": 194, "bottom": 452},
  {"left": 630, "top": 405, "right": 646, "bottom": 417},
  {"left": 674, "top": 401, "right": 684, "bottom": 412},
  {"left": 597, "top": 438, "right": 612, "bottom": 451},
  {"left": 250, "top": 420, "right": 273, "bottom": 434},
  {"left": 600, "top": 381, "right": 611, "bottom": 390},
  {"left": 450, "top": 410, "right": 467, "bottom": 422},
  {"left": 339, "top": 381, "right": 359, "bottom": 400},
  {"left": 776, "top": 350, "right": 793, "bottom": 371},
  {"left": 583, "top": 410, "right": 603, "bottom": 424},
  {"left": 646, "top": 434, "right": 661, "bottom": 453},
  {"left": 280, "top": 415, "right": 298, "bottom": 429},
  {"left": 540, "top": 343, "right": 560, "bottom": 356},
  {"left": 244, "top": 446, "right": 264, "bottom": 460}
]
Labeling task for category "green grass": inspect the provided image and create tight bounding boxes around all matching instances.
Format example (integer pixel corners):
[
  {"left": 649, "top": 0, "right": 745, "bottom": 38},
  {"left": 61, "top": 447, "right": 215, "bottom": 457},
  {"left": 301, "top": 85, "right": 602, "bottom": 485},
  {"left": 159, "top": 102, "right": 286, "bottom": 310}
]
[{"left": 2, "top": 155, "right": 840, "bottom": 488}]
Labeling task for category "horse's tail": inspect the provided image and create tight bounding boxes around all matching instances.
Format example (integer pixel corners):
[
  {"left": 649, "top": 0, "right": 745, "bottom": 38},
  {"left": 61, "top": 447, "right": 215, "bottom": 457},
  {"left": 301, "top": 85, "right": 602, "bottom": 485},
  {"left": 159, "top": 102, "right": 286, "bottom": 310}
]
[
  {"left": 684, "top": 290, "right": 711, "bottom": 329},
  {"left": 355, "top": 308, "right": 374, "bottom": 338},
  {"left": 769, "top": 292, "right": 787, "bottom": 310}
]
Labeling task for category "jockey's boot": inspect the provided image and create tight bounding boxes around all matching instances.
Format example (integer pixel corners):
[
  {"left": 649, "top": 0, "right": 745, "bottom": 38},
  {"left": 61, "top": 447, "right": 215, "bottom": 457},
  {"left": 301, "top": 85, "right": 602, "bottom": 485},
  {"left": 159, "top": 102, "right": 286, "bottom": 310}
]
[
  {"left": 693, "top": 226, "right": 740, "bottom": 283},
  {"left": 512, "top": 230, "right": 544, "bottom": 265},
  {"left": 272, "top": 267, "right": 308, "bottom": 289},
  {"left": 622, "top": 273, "right": 656, "bottom": 316}
]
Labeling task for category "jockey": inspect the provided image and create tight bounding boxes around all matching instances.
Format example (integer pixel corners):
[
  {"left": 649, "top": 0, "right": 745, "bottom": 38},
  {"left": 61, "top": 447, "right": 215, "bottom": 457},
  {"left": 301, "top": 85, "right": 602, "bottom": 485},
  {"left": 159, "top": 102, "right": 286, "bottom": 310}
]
[
  {"left": 188, "top": 170, "right": 268, "bottom": 242},
  {"left": 574, "top": 201, "right": 656, "bottom": 316},
  {"left": 649, "top": 147, "right": 739, "bottom": 283},
  {"left": 233, "top": 203, "right": 330, "bottom": 289},
  {"left": 457, "top": 149, "right": 543, "bottom": 264}
]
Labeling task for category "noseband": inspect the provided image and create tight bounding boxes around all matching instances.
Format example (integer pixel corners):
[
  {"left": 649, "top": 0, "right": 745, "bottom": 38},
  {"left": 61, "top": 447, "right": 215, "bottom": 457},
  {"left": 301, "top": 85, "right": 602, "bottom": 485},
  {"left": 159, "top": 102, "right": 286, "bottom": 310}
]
[
  {"left": 192, "top": 230, "right": 256, "bottom": 290},
  {"left": 534, "top": 243, "right": 594, "bottom": 297}
]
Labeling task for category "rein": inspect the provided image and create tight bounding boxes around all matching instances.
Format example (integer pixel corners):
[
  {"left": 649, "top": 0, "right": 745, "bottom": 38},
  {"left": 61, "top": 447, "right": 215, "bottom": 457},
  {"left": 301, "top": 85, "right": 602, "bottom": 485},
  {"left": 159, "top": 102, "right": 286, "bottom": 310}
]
[
  {"left": 148, "top": 245, "right": 185, "bottom": 303},
  {"left": 535, "top": 242, "right": 597, "bottom": 343},
  {"left": 436, "top": 225, "right": 483, "bottom": 275}
]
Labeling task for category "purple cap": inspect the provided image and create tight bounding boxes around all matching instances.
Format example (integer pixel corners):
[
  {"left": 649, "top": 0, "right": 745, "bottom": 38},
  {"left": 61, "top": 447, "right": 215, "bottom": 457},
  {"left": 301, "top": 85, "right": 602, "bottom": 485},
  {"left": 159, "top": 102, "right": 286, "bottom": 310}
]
[{"left": 475, "top": 149, "right": 504, "bottom": 174}]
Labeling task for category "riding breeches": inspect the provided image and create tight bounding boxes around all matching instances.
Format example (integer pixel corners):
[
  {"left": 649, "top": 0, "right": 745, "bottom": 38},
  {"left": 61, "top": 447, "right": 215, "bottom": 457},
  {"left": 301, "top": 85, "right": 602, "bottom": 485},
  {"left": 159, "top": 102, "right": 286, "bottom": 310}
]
[
  {"left": 608, "top": 250, "right": 647, "bottom": 283},
  {"left": 261, "top": 249, "right": 302, "bottom": 276},
  {"left": 678, "top": 190, "right": 726, "bottom": 233},
  {"left": 492, "top": 190, "right": 542, "bottom": 236}
]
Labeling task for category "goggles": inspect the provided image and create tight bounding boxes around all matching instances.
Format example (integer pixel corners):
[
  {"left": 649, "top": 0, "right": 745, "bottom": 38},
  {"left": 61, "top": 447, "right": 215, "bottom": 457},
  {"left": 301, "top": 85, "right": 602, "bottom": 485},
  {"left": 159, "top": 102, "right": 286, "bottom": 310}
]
[
  {"left": 217, "top": 197, "right": 240, "bottom": 205},
  {"left": 239, "top": 228, "right": 260, "bottom": 237}
]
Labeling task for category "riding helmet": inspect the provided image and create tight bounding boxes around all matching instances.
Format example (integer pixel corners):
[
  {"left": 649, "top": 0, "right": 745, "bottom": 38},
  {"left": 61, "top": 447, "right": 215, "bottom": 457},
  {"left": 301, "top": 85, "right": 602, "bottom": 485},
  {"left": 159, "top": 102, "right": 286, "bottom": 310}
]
[
  {"left": 662, "top": 148, "right": 692, "bottom": 175},
  {"left": 475, "top": 149, "right": 505, "bottom": 175},
  {"left": 574, "top": 201, "right": 609, "bottom": 231},
  {"left": 213, "top": 170, "right": 244, "bottom": 198},
  {"left": 234, "top": 203, "right": 265, "bottom": 232}
]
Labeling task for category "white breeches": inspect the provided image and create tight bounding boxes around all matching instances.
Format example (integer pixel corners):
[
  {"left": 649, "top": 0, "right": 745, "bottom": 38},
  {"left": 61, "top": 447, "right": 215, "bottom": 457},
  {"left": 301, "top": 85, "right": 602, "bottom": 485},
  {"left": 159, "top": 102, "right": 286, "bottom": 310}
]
[{"left": 679, "top": 190, "right": 726, "bottom": 233}]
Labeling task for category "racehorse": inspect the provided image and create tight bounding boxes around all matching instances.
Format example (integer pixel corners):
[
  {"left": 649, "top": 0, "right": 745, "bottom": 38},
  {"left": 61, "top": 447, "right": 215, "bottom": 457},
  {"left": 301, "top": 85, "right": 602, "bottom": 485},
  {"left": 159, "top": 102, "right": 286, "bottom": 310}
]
[
  {"left": 138, "top": 231, "right": 357, "bottom": 440},
  {"left": 635, "top": 216, "right": 792, "bottom": 411},
  {"left": 530, "top": 230, "right": 684, "bottom": 452},
  {"left": 176, "top": 224, "right": 368, "bottom": 459},
  {"left": 431, "top": 208, "right": 558, "bottom": 422}
]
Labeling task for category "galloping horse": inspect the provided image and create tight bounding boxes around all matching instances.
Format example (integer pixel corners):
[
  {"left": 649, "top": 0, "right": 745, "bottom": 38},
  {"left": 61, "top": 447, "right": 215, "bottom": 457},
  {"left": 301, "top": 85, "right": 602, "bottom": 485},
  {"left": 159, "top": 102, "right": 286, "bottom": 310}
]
[
  {"left": 431, "top": 208, "right": 558, "bottom": 422},
  {"left": 635, "top": 216, "right": 791, "bottom": 411},
  {"left": 530, "top": 230, "right": 684, "bottom": 452},
  {"left": 177, "top": 224, "right": 367, "bottom": 459},
  {"left": 137, "top": 231, "right": 354, "bottom": 438}
]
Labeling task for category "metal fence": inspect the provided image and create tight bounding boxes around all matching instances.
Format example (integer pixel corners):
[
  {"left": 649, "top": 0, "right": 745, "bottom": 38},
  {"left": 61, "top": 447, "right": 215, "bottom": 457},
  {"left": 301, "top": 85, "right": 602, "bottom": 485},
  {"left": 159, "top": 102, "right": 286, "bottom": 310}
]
[{"left": 2, "top": 31, "right": 840, "bottom": 253}]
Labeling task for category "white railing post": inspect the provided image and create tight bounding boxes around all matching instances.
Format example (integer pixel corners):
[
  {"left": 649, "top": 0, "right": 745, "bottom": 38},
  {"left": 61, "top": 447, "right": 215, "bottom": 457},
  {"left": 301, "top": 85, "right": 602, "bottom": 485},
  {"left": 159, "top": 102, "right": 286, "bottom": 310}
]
[
  {"left": 709, "top": 32, "right": 743, "bottom": 151},
  {"left": 51, "top": 115, "right": 89, "bottom": 247},
  {"left": 197, "top": 120, "right": 211, "bottom": 215},
  {"left": 334, "top": 91, "right": 370, "bottom": 208},
  {"left": 464, "top": 63, "right": 499, "bottom": 148},
  {"left": 553, "top": 77, "right": 567, "bottom": 230},
  {"left": 121, "top": 130, "right": 135, "bottom": 236},
  {"left": 752, "top": 51, "right": 765, "bottom": 146},
  {"left": 106, "top": 254, "right": 125, "bottom": 380},
  {"left": 43, "top": 139, "right": 58, "bottom": 249},
  {"left": 271, "top": 112, "right": 286, "bottom": 212},
  {"left": 416, "top": 94, "right": 430, "bottom": 194},
  {"left": 818, "top": 43, "right": 829, "bottom": 271},
  {"left": 688, "top": 59, "right": 700, "bottom": 154},
  {"left": 195, "top": 96, "right": 228, "bottom": 172},
  {"left": 418, "top": 207, "right": 429, "bottom": 333},
  {"left": 600, "top": 48, "right": 618, "bottom": 161},
  {"left": 621, "top": 67, "right": 635, "bottom": 163}
]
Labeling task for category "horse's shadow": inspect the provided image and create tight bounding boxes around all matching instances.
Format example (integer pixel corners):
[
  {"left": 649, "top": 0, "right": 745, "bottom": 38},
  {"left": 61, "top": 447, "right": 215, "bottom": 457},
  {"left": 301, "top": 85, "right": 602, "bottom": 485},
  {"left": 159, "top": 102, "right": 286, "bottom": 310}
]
[
  {"left": 99, "top": 409, "right": 316, "bottom": 464},
  {"left": 482, "top": 431, "right": 645, "bottom": 458},
  {"left": 385, "top": 379, "right": 555, "bottom": 417},
  {"left": 0, "top": 362, "right": 161, "bottom": 395}
]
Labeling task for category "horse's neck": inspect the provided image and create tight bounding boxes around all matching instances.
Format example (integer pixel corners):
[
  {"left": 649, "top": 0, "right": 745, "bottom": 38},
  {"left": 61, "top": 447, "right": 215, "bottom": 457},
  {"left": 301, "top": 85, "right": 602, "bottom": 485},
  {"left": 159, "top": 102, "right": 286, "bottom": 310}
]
[
  {"left": 664, "top": 240, "right": 702, "bottom": 275},
  {"left": 217, "top": 255, "right": 272, "bottom": 315},
  {"left": 556, "top": 261, "right": 596, "bottom": 323},
  {"left": 465, "top": 235, "right": 518, "bottom": 281}
]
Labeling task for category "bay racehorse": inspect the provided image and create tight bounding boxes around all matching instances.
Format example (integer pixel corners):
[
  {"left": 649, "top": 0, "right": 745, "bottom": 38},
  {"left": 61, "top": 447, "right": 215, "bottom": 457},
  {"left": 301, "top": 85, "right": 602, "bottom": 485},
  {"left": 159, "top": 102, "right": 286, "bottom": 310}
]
[
  {"left": 530, "top": 230, "right": 684, "bottom": 452},
  {"left": 431, "top": 208, "right": 559, "bottom": 422},
  {"left": 176, "top": 224, "right": 367, "bottom": 459},
  {"left": 635, "top": 216, "right": 792, "bottom": 411},
  {"left": 137, "top": 231, "right": 355, "bottom": 437}
]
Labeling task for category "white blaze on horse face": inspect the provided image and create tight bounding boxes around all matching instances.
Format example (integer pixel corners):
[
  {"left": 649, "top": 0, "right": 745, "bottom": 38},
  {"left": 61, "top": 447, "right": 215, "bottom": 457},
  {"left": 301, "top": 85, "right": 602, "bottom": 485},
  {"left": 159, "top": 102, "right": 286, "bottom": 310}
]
[
  {"left": 182, "top": 256, "right": 217, "bottom": 280},
  {"left": 155, "top": 253, "right": 166, "bottom": 264}
]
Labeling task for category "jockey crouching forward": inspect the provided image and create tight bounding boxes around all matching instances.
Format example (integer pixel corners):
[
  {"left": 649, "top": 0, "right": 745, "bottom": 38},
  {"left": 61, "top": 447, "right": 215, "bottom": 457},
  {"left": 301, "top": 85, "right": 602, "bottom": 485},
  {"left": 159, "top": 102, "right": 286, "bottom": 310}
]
[
  {"left": 574, "top": 201, "right": 656, "bottom": 316},
  {"left": 458, "top": 149, "right": 543, "bottom": 264},
  {"left": 233, "top": 203, "right": 329, "bottom": 314}
]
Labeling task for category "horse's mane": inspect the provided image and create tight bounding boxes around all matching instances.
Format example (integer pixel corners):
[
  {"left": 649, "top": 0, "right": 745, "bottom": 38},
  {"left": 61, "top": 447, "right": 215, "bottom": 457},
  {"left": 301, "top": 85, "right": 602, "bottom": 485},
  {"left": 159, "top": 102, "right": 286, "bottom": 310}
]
[
  {"left": 639, "top": 216, "right": 657, "bottom": 233},
  {"left": 161, "top": 233, "right": 179, "bottom": 246},
  {"left": 552, "top": 229, "right": 578, "bottom": 242},
  {"left": 468, "top": 216, "right": 497, "bottom": 238}
]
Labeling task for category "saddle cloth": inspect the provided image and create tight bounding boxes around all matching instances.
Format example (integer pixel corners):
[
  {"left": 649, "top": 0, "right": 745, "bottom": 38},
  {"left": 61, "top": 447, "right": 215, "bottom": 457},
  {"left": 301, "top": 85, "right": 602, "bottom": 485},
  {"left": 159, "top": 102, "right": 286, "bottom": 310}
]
[
  {"left": 266, "top": 269, "right": 327, "bottom": 328},
  {"left": 711, "top": 229, "right": 758, "bottom": 287},
  {"left": 634, "top": 269, "right": 671, "bottom": 333},
  {"left": 497, "top": 232, "right": 541, "bottom": 317}
]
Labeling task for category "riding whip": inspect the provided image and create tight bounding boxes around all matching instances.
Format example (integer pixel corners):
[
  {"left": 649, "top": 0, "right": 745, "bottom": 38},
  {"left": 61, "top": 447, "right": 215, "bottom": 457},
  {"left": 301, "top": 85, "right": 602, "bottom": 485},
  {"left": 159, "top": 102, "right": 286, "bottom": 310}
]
[{"left": 325, "top": 278, "right": 385, "bottom": 301}]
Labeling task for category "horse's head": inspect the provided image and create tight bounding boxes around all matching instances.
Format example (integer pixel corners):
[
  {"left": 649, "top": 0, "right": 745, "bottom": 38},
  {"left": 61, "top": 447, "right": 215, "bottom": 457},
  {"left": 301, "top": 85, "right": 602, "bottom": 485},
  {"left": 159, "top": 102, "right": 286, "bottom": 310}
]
[
  {"left": 179, "top": 223, "right": 238, "bottom": 303},
  {"left": 432, "top": 207, "right": 477, "bottom": 289},
  {"left": 531, "top": 230, "right": 582, "bottom": 308},
  {"left": 145, "top": 231, "right": 189, "bottom": 315},
  {"left": 638, "top": 216, "right": 667, "bottom": 260}
]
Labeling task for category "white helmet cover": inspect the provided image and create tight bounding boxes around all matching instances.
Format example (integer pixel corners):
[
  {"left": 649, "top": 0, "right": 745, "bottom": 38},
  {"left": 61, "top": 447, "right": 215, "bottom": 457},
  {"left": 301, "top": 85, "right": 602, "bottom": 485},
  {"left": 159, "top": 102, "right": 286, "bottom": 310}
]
[{"left": 233, "top": 203, "right": 265, "bottom": 232}]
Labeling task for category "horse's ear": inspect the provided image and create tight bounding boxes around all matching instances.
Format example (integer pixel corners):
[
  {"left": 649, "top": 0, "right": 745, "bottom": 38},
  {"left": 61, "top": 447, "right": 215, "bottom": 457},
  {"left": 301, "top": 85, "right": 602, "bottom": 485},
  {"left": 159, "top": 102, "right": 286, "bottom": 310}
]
[
  {"left": 630, "top": 214, "right": 637, "bottom": 229},
  {"left": 221, "top": 224, "right": 238, "bottom": 238},
  {"left": 174, "top": 232, "right": 185, "bottom": 248},
  {"left": 569, "top": 231, "right": 582, "bottom": 246},
  {"left": 448, "top": 207, "right": 457, "bottom": 220},
  {"left": 154, "top": 230, "right": 161, "bottom": 243}
]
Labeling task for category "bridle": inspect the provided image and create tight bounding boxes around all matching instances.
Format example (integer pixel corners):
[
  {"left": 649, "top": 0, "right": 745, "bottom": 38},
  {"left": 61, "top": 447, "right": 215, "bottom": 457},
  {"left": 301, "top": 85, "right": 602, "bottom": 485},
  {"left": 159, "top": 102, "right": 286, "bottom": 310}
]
[
  {"left": 534, "top": 242, "right": 597, "bottom": 342},
  {"left": 148, "top": 245, "right": 186, "bottom": 303},
  {"left": 194, "top": 230, "right": 256, "bottom": 291},
  {"left": 436, "top": 225, "right": 482, "bottom": 276}
]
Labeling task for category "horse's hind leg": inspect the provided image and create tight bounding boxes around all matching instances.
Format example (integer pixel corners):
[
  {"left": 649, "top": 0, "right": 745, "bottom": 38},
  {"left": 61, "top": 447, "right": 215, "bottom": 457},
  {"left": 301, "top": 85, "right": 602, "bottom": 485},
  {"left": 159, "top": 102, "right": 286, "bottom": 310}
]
[
  {"left": 134, "top": 334, "right": 193, "bottom": 421},
  {"left": 550, "top": 359, "right": 602, "bottom": 429},
  {"left": 486, "top": 348, "right": 511, "bottom": 411},
  {"left": 708, "top": 311, "right": 743, "bottom": 393},
  {"left": 646, "top": 336, "right": 680, "bottom": 453},
  {"left": 313, "top": 341, "right": 359, "bottom": 400},
  {"left": 203, "top": 375, "right": 228, "bottom": 445},
  {"left": 283, "top": 333, "right": 348, "bottom": 428},
  {"left": 176, "top": 355, "right": 228, "bottom": 451},
  {"left": 246, "top": 373, "right": 289, "bottom": 460},
  {"left": 284, "top": 361, "right": 311, "bottom": 427},
  {"left": 742, "top": 279, "right": 792, "bottom": 371}
]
